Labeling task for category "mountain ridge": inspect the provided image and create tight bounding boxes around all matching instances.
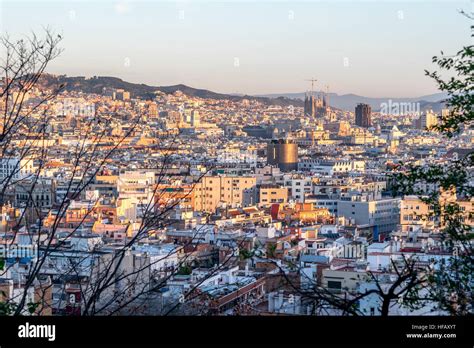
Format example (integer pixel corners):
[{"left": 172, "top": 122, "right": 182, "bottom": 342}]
[
  {"left": 256, "top": 91, "right": 447, "bottom": 112},
  {"left": 39, "top": 75, "right": 303, "bottom": 108},
  {"left": 39, "top": 74, "right": 446, "bottom": 112}
]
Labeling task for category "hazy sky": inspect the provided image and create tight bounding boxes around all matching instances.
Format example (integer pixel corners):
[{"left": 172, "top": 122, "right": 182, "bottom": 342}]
[{"left": 0, "top": 0, "right": 472, "bottom": 97}]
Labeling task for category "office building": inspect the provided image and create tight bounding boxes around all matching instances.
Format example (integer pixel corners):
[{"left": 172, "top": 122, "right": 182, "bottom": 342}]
[{"left": 355, "top": 103, "right": 372, "bottom": 128}]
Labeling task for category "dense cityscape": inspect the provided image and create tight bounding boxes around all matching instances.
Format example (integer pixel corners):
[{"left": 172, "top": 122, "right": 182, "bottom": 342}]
[
  {"left": 0, "top": 70, "right": 471, "bottom": 316},
  {"left": 0, "top": 3, "right": 472, "bottom": 333}
]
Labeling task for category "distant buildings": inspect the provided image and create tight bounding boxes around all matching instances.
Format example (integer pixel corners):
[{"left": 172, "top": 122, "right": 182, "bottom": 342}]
[
  {"left": 337, "top": 194, "right": 401, "bottom": 237},
  {"left": 267, "top": 139, "right": 298, "bottom": 172},
  {"left": 304, "top": 95, "right": 318, "bottom": 118},
  {"left": 115, "top": 89, "right": 130, "bottom": 101},
  {"left": 102, "top": 87, "right": 130, "bottom": 101},
  {"left": 0, "top": 157, "right": 35, "bottom": 181},
  {"left": 191, "top": 110, "right": 200, "bottom": 127},
  {"left": 417, "top": 110, "right": 438, "bottom": 130},
  {"left": 355, "top": 103, "right": 372, "bottom": 128},
  {"left": 298, "top": 159, "right": 365, "bottom": 175},
  {"left": 194, "top": 176, "right": 257, "bottom": 212},
  {"left": 258, "top": 184, "right": 288, "bottom": 207},
  {"left": 1, "top": 74, "right": 471, "bottom": 317},
  {"left": 304, "top": 93, "right": 327, "bottom": 118}
]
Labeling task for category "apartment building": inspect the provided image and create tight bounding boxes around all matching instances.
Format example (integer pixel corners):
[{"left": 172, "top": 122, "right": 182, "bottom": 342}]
[
  {"left": 194, "top": 176, "right": 257, "bottom": 212},
  {"left": 276, "top": 174, "right": 312, "bottom": 203},
  {"left": 0, "top": 157, "right": 35, "bottom": 181},
  {"left": 258, "top": 184, "right": 288, "bottom": 207},
  {"left": 337, "top": 194, "right": 401, "bottom": 236},
  {"left": 298, "top": 159, "right": 366, "bottom": 175}
]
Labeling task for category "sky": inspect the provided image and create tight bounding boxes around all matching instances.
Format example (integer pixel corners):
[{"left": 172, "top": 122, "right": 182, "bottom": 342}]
[{"left": 0, "top": 0, "right": 472, "bottom": 97}]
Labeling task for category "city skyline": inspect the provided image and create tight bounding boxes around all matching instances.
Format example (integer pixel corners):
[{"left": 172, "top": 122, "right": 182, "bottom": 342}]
[
  {"left": 0, "top": 0, "right": 472, "bottom": 337},
  {"left": 1, "top": 0, "right": 471, "bottom": 97}
]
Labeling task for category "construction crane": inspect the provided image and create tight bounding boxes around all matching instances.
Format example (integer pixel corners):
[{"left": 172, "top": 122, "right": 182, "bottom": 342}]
[
  {"left": 304, "top": 78, "right": 318, "bottom": 95},
  {"left": 325, "top": 84, "right": 330, "bottom": 107}
]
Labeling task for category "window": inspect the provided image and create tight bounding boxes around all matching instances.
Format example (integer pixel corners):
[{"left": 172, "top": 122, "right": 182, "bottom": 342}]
[{"left": 327, "top": 281, "right": 341, "bottom": 290}]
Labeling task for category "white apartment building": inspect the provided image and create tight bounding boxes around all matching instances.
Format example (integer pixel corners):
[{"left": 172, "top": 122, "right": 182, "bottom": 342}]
[
  {"left": 0, "top": 157, "right": 35, "bottom": 181},
  {"left": 276, "top": 174, "right": 312, "bottom": 203},
  {"left": 337, "top": 195, "right": 401, "bottom": 235},
  {"left": 298, "top": 159, "right": 366, "bottom": 175}
]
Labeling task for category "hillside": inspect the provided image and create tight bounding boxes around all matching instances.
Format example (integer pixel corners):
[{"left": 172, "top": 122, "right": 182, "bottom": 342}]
[{"left": 39, "top": 75, "right": 303, "bottom": 107}]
